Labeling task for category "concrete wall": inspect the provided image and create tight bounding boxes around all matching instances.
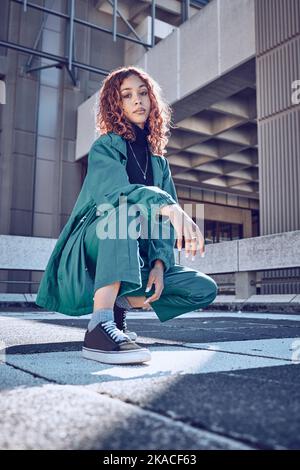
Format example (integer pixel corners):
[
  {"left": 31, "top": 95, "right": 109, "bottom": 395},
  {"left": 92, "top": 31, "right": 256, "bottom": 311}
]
[
  {"left": 255, "top": 0, "right": 300, "bottom": 235},
  {"left": 255, "top": 0, "right": 300, "bottom": 293},
  {"left": 135, "top": 0, "right": 255, "bottom": 104},
  {"left": 76, "top": 0, "right": 256, "bottom": 159}
]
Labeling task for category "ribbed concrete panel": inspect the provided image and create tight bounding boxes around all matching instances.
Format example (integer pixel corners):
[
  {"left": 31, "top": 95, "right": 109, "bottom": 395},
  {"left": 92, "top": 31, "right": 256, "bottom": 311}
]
[
  {"left": 258, "top": 109, "right": 300, "bottom": 235},
  {"left": 255, "top": 0, "right": 300, "bottom": 54},
  {"left": 255, "top": 0, "right": 300, "bottom": 293},
  {"left": 257, "top": 36, "right": 300, "bottom": 119}
]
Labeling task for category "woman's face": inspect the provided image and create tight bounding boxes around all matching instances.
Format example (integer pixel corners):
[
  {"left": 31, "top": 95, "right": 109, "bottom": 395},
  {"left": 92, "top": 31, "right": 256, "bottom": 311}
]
[{"left": 120, "top": 74, "right": 151, "bottom": 129}]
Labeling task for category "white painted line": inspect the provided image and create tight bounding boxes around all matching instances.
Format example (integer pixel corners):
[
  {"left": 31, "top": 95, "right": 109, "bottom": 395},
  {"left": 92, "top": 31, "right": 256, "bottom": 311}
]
[
  {"left": 129, "top": 312, "right": 300, "bottom": 321},
  {"left": 182, "top": 338, "right": 300, "bottom": 362},
  {"left": 5, "top": 346, "right": 296, "bottom": 384}
]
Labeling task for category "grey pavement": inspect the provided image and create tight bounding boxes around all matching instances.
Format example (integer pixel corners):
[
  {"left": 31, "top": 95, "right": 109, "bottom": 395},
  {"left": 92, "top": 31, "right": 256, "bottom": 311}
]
[{"left": 1, "top": 309, "right": 300, "bottom": 450}]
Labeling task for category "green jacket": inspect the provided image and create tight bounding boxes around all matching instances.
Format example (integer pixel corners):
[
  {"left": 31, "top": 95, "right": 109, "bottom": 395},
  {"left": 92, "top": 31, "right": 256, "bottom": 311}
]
[{"left": 35, "top": 131, "right": 178, "bottom": 316}]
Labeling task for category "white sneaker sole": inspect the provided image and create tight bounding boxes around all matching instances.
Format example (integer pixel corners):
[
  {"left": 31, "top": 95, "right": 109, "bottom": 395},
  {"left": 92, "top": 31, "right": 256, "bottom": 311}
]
[{"left": 82, "top": 347, "right": 151, "bottom": 365}]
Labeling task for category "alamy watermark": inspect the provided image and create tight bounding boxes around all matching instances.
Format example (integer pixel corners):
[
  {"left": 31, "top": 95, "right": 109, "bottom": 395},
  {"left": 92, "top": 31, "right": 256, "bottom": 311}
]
[
  {"left": 0, "top": 341, "right": 6, "bottom": 364},
  {"left": 291, "top": 80, "right": 300, "bottom": 105},
  {"left": 0, "top": 80, "right": 5, "bottom": 105},
  {"left": 291, "top": 339, "right": 300, "bottom": 364},
  {"left": 94, "top": 197, "right": 205, "bottom": 244}
]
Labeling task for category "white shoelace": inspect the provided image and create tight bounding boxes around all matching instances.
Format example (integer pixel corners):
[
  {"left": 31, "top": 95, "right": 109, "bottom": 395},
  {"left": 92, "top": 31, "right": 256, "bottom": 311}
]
[{"left": 102, "top": 320, "right": 130, "bottom": 343}]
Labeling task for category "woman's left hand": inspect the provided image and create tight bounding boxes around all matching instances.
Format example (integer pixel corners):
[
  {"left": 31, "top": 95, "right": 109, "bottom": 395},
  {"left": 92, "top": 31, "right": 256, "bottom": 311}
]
[{"left": 144, "top": 261, "right": 164, "bottom": 305}]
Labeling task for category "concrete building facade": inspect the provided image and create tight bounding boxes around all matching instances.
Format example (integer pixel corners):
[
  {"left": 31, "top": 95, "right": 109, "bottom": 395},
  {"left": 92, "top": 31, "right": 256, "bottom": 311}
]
[{"left": 0, "top": 0, "right": 299, "bottom": 294}]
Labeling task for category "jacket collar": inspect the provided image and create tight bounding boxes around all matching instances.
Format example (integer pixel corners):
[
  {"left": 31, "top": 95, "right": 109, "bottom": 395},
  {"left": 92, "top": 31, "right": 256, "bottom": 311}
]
[{"left": 107, "top": 131, "right": 163, "bottom": 188}]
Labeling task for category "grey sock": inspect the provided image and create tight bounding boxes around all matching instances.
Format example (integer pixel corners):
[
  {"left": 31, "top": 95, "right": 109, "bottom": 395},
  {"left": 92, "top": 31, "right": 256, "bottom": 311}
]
[
  {"left": 115, "top": 296, "right": 132, "bottom": 310},
  {"left": 88, "top": 308, "right": 114, "bottom": 332}
]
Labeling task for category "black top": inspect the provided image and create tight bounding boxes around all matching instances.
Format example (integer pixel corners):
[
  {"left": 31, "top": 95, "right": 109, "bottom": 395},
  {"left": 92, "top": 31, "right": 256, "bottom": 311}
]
[{"left": 125, "top": 121, "right": 154, "bottom": 186}]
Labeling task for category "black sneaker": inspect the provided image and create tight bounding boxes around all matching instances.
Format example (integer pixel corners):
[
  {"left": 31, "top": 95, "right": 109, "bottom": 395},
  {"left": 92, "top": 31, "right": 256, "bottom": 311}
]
[
  {"left": 113, "top": 303, "right": 137, "bottom": 341},
  {"left": 82, "top": 320, "right": 150, "bottom": 365}
]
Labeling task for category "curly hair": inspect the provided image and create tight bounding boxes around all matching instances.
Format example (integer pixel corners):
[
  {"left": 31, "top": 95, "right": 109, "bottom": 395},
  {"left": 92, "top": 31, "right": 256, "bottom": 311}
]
[{"left": 94, "top": 66, "right": 176, "bottom": 157}]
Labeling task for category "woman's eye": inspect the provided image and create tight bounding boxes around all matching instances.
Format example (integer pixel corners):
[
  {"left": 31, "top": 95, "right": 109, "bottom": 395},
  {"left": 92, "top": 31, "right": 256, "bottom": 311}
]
[{"left": 122, "top": 91, "right": 147, "bottom": 99}]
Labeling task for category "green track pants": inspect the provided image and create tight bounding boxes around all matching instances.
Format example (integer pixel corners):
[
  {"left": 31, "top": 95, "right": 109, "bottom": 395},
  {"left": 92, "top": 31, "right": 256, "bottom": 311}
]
[{"left": 83, "top": 216, "right": 218, "bottom": 323}]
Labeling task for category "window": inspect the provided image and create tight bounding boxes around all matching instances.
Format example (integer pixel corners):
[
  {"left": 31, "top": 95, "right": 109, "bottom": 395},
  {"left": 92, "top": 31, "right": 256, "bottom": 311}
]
[{"left": 205, "top": 220, "right": 243, "bottom": 244}]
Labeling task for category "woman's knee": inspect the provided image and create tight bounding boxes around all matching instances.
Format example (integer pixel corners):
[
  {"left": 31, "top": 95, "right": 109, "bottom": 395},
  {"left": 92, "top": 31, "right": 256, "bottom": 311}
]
[
  {"left": 207, "top": 277, "right": 218, "bottom": 302},
  {"left": 193, "top": 273, "right": 218, "bottom": 303}
]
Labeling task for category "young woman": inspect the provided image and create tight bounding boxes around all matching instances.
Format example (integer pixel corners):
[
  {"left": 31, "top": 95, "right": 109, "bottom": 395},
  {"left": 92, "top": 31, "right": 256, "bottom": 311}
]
[{"left": 36, "top": 66, "right": 218, "bottom": 365}]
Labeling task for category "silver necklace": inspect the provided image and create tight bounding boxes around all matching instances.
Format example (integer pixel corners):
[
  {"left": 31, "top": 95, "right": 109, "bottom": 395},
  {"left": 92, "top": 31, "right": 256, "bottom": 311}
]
[{"left": 128, "top": 141, "right": 149, "bottom": 180}]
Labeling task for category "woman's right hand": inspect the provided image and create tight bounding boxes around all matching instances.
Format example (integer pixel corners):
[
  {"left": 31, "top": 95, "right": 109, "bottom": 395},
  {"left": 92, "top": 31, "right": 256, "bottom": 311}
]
[{"left": 159, "top": 203, "right": 205, "bottom": 258}]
